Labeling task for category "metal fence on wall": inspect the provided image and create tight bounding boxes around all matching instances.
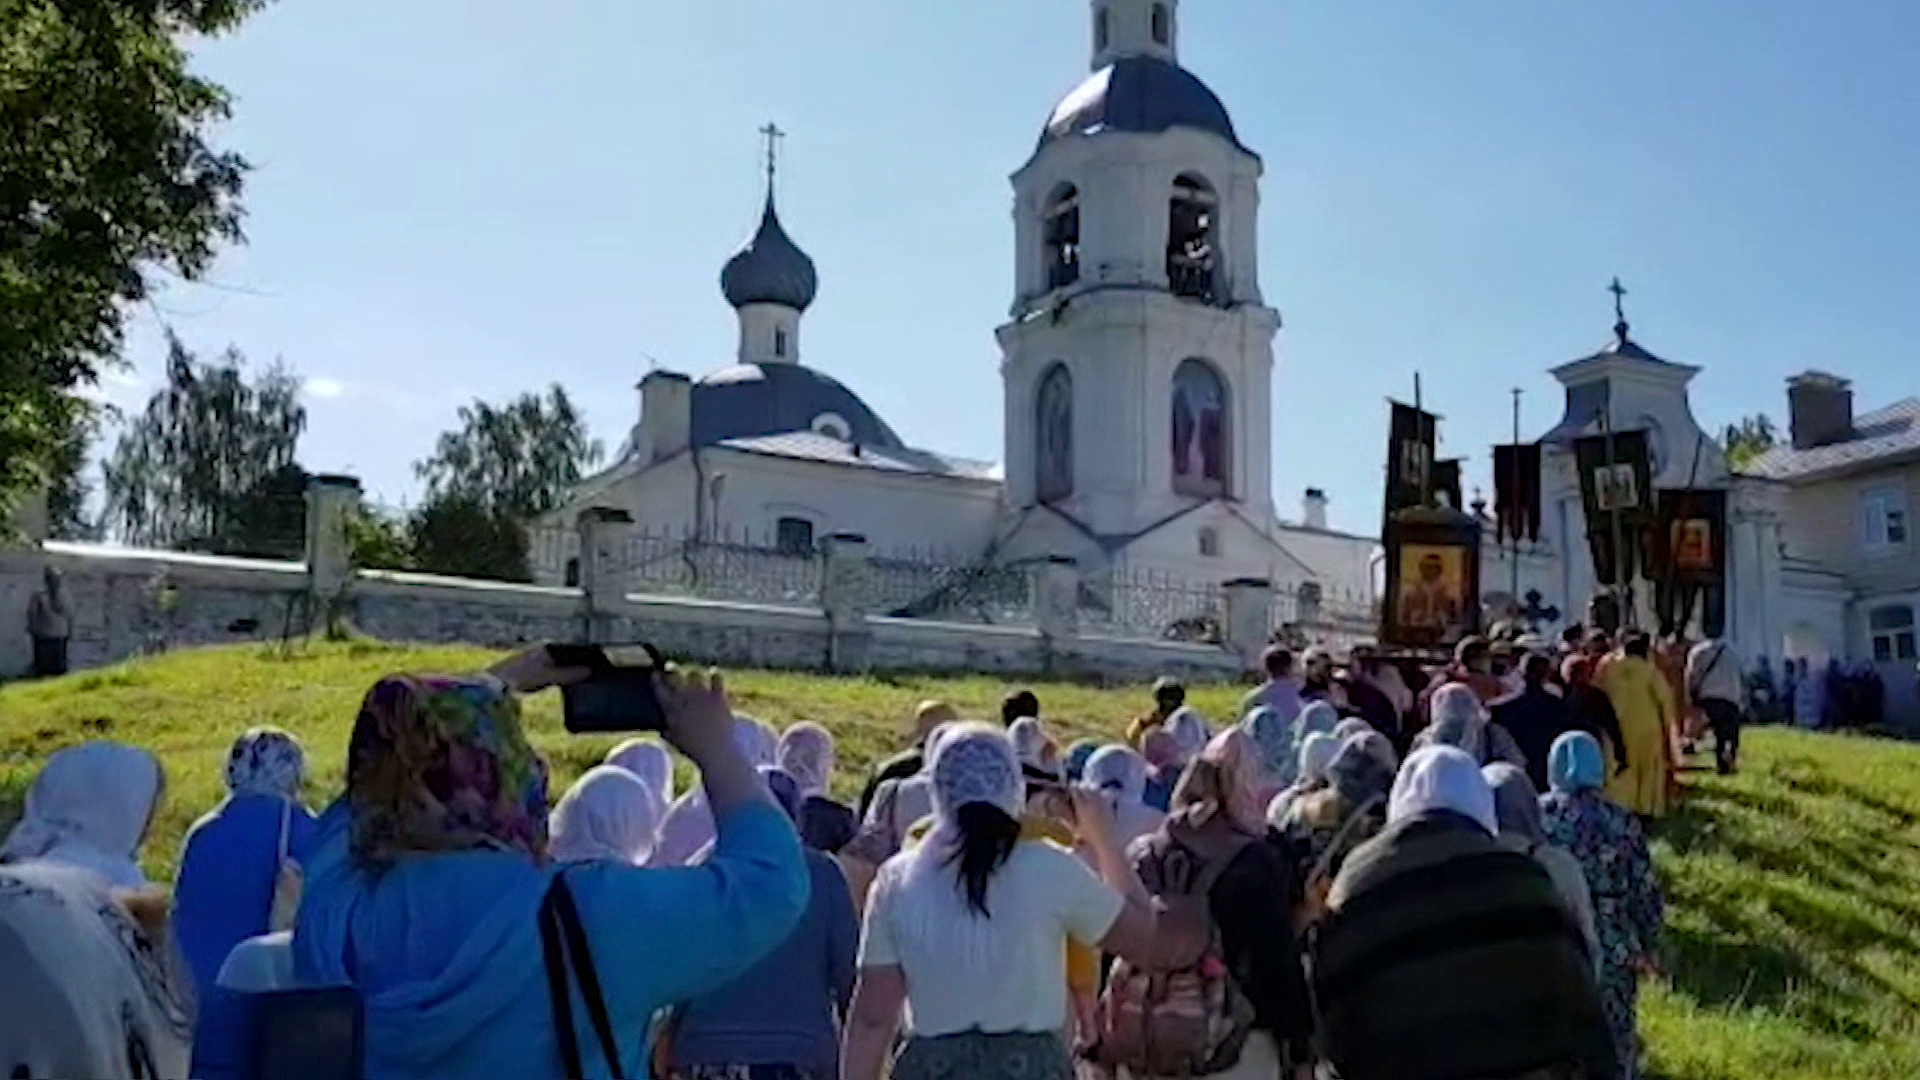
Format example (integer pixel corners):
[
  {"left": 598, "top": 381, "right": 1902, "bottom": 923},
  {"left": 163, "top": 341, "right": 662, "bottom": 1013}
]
[{"left": 530, "top": 524, "right": 1378, "bottom": 648}]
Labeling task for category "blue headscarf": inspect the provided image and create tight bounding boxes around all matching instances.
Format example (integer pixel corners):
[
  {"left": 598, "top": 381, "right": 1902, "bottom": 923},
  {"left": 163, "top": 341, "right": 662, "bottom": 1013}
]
[
  {"left": 1548, "top": 731, "right": 1606, "bottom": 794},
  {"left": 1064, "top": 739, "right": 1102, "bottom": 782},
  {"left": 1242, "top": 706, "right": 1294, "bottom": 781}
]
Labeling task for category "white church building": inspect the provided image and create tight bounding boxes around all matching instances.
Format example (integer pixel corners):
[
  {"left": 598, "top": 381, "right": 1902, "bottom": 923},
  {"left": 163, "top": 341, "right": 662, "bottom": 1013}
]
[{"left": 537, "top": 0, "right": 1378, "bottom": 627}]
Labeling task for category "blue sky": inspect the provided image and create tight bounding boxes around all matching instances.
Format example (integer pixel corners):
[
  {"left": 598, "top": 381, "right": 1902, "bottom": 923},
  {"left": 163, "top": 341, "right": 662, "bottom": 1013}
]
[{"left": 108, "top": 0, "right": 1920, "bottom": 536}]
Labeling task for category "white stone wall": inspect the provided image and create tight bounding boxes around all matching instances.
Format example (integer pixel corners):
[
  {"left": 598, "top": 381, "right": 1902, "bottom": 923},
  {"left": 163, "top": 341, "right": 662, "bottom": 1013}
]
[
  {"left": 1, "top": 544, "right": 310, "bottom": 676},
  {"left": 3, "top": 542, "right": 1260, "bottom": 684}
]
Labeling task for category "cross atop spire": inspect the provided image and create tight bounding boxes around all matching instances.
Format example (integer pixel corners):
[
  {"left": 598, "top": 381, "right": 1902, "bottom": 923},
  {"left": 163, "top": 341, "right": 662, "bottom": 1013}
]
[
  {"left": 759, "top": 122, "right": 787, "bottom": 192},
  {"left": 1609, "top": 276, "right": 1631, "bottom": 344}
]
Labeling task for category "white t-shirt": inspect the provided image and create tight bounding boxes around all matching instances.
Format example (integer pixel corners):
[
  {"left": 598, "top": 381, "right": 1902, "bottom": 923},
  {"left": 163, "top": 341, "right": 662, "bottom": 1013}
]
[{"left": 859, "top": 838, "right": 1123, "bottom": 1037}]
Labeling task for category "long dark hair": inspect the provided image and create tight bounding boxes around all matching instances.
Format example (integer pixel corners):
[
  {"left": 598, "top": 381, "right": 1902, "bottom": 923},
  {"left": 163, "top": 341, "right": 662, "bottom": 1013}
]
[{"left": 945, "top": 802, "right": 1021, "bottom": 916}]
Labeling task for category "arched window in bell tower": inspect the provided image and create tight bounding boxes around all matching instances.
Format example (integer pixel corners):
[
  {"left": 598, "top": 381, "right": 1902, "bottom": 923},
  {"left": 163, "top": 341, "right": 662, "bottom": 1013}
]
[
  {"left": 1171, "top": 358, "right": 1229, "bottom": 498},
  {"left": 1151, "top": 3, "right": 1171, "bottom": 46},
  {"left": 1168, "top": 173, "right": 1218, "bottom": 303},
  {"left": 1035, "top": 363, "right": 1075, "bottom": 504},
  {"left": 1044, "top": 184, "right": 1082, "bottom": 290}
]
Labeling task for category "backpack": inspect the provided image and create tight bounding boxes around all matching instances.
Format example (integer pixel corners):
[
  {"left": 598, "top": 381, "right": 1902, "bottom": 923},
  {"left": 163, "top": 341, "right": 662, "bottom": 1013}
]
[
  {"left": 1092, "top": 830, "right": 1256, "bottom": 1078},
  {"left": 1308, "top": 838, "right": 1616, "bottom": 1080}
]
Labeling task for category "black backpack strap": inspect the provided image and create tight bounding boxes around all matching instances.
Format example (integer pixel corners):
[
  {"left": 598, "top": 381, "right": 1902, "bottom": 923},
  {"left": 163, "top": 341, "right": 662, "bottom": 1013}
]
[
  {"left": 540, "top": 874, "right": 627, "bottom": 1079},
  {"left": 538, "top": 885, "right": 585, "bottom": 1080}
]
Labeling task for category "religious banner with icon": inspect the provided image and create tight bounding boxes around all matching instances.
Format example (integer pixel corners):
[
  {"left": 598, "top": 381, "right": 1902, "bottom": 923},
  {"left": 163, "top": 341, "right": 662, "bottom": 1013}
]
[
  {"left": 1493, "top": 443, "right": 1543, "bottom": 543},
  {"left": 1381, "top": 402, "right": 1439, "bottom": 533},
  {"left": 1574, "top": 430, "right": 1654, "bottom": 586},
  {"left": 1652, "top": 488, "right": 1728, "bottom": 637},
  {"left": 1380, "top": 505, "right": 1483, "bottom": 651}
]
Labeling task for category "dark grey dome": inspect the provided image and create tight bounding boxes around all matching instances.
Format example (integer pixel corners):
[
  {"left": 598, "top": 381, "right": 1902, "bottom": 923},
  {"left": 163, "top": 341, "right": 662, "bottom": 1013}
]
[
  {"left": 720, "top": 196, "right": 819, "bottom": 311},
  {"left": 1040, "top": 56, "right": 1249, "bottom": 153},
  {"left": 692, "top": 363, "right": 903, "bottom": 450}
]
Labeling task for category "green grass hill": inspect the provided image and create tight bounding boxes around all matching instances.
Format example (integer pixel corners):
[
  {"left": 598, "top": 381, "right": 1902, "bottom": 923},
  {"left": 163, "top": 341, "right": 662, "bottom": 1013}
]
[{"left": 3, "top": 641, "right": 1917, "bottom": 1080}]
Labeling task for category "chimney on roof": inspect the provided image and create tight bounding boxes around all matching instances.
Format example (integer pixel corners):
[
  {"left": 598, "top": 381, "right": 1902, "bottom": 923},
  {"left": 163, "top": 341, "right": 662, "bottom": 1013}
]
[
  {"left": 1303, "top": 488, "right": 1329, "bottom": 530},
  {"left": 1787, "top": 371, "right": 1855, "bottom": 450}
]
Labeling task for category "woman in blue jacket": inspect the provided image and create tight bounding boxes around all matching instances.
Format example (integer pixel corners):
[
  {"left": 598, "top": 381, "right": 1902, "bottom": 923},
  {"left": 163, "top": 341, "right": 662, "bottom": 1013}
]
[
  {"left": 289, "top": 649, "right": 810, "bottom": 1080},
  {"left": 172, "top": 727, "right": 317, "bottom": 1080}
]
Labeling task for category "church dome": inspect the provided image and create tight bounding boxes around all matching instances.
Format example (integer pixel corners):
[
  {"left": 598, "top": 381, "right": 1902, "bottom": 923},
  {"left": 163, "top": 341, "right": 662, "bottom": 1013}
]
[
  {"left": 691, "top": 362, "right": 904, "bottom": 450},
  {"left": 1039, "top": 55, "right": 1248, "bottom": 153},
  {"left": 720, "top": 197, "right": 819, "bottom": 312}
]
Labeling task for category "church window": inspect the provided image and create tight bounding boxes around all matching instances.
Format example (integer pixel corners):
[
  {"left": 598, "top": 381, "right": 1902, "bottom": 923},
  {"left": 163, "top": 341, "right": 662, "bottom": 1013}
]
[
  {"left": 1297, "top": 581, "right": 1325, "bottom": 620},
  {"left": 1861, "top": 487, "right": 1909, "bottom": 552},
  {"left": 1171, "top": 358, "right": 1229, "bottom": 498},
  {"left": 1152, "top": 4, "right": 1171, "bottom": 46},
  {"left": 1044, "top": 184, "right": 1082, "bottom": 290},
  {"left": 774, "top": 327, "right": 789, "bottom": 358},
  {"left": 1168, "top": 173, "right": 1219, "bottom": 302},
  {"left": 811, "top": 412, "right": 850, "bottom": 441},
  {"left": 1198, "top": 527, "right": 1220, "bottom": 558},
  {"left": 1869, "top": 604, "right": 1917, "bottom": 662},
  {"left": 1035, "top": 363, "right": 1075, "bottom": 504},
  {"left": 563, "top": 558, "right": 581, "bottom": 588},
  {"left": 776, "top": 516, "right": 816, "bottom": 556},
  {"left": 1095, "top": 6, "right": 1110, "bottom": 52}
]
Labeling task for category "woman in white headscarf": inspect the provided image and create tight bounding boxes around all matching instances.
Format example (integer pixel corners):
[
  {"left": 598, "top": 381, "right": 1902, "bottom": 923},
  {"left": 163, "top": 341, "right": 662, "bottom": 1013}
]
[
  {"left": 0, "top": 741, "right": 164, "bottom": 889},
  {"left": 605, "top": 738, "right": 675, "bottom": 822},
  {"left": 841, "top": 724, "right": 1185, "bottom": 1080},
  {"left": 1265, "top": 731, "right": 1340, "bottom": 830},
  {"left": 550, "top": 766, "right": 661, "bottom": 866},
  {"left": 0, "top": 862, "right": 193, "bottom": 1079},
  {"left": 1008, "top": 716, "right": 1052, "bottom": 773},
  {"left": 1165, "top": 706, "right": 1212, "bottom": 765},
  {"left": 780, "top": 721, "right": 858, "bottom": 852},
  {"left": 1412, "top": 682, "right": 1529, "bottom": 768},
  {"left": 1082, "top": 745, "right": 1165, "bottom": 856},
  {"left": 1329, "top": 745, "right": 1498, "bottom": 915},
  {"left": 653, "top": 716, "right": 778, "bottom": 866}
]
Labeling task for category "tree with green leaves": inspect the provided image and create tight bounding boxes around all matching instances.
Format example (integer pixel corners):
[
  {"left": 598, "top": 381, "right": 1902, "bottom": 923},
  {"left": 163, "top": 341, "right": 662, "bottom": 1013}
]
[
  {"left": 409, "top": 493, "right": 531, "bottom": 583},
  {"left": 1, "top": 0, "right": 270, "bottom": 533},
  {"left": 416, "top": 386, "right": 603, "bottom": 519},
  {"left": 347, "top": 501, "right": 413, "bottom": 572},
  {"left": 409, "top": 386, "right": 600, "bottom": 581},
  {"left": 1723, "top": 414, "right": 1779, "bottom": 470},
  {"left": 102, "top": 332, "right": 307, "bottom": 552},
  {"left": 43, "top": 406, "right": 101, "bottom": 539}
]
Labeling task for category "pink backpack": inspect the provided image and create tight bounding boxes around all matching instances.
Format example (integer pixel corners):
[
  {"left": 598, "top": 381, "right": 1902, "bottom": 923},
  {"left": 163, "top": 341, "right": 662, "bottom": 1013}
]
[{"left": 1093, "top": 832, "right": 1256, "bottom": 1077}]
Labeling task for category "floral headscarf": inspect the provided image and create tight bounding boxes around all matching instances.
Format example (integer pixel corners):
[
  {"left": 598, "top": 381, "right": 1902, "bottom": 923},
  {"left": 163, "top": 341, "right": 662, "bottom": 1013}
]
[
  {"left": 345, "top": 675, "right": 550, "bottom": 865},
  {"left": 777, "top": 722, "right": 837, "bottom": 798},
  {"left": 549, "top": 766, "right": 660, "bottom": 866},
  {"left": 225, "top": 727, "right": 306, "bottom": 800},
  {"left": 1171, "top": 728, "right": 1269, "bottom": 835}
]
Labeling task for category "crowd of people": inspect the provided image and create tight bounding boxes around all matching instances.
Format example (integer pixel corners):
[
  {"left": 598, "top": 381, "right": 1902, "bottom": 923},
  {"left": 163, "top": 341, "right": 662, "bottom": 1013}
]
[{"left": 0, "top": 628, "right": 1703, "bottom": 1080}]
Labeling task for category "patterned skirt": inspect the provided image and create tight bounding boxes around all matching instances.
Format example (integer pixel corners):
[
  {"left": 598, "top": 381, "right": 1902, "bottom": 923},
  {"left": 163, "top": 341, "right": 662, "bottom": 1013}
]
[{"left": 892, "top": 1030, "right": 1073, "bottom": 1080}]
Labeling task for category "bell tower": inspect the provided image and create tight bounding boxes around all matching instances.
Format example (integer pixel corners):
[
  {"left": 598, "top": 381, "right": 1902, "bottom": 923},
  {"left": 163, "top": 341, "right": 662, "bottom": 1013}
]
[
  {"left": 998, "top": 1, "right": 1280, "bottom": 558},
  {"left": 1091, "top": 0, "right": 1179, "bottom": 67}
]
